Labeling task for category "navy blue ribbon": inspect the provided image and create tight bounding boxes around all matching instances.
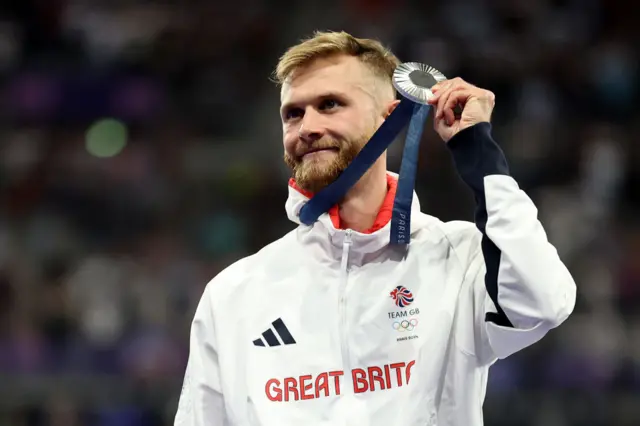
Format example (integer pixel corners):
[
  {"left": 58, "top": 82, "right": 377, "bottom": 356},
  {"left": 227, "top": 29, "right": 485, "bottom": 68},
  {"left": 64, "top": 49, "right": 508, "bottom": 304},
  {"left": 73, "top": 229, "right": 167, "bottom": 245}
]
[
  {"left": 298, "top": 99, "right": 430, "bottom": 245},
  {"left": 390, "top": 102, "right": 430, "bottom": 244}
]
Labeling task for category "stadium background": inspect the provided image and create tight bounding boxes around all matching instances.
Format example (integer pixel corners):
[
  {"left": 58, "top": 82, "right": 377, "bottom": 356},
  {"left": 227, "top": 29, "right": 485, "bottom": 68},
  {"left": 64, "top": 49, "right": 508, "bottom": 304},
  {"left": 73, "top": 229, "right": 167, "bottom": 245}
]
[{"left": 0, "top": 0, "right": 638, "bottom": 425}]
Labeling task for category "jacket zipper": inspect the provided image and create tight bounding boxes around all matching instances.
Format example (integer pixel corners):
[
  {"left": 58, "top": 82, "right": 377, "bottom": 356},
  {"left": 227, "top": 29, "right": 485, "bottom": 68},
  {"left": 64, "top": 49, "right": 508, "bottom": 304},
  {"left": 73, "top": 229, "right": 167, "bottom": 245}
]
[{"left": 339, "top": 229, "right": 353, "bottom": 381}]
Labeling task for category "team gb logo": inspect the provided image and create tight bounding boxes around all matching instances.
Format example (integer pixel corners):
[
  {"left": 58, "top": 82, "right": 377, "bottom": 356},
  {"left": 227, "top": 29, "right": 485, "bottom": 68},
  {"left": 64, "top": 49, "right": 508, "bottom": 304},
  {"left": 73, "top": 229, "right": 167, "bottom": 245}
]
[{"left": 390, "top": 286, "right": 414, "bottom": 308}]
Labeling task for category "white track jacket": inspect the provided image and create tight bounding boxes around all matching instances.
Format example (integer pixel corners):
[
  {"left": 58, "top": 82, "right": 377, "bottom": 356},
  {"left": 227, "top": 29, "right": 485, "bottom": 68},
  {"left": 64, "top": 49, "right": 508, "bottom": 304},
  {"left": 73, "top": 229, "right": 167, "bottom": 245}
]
[{"left": 175, "top": 123, "right": 577, "bottom": 426}]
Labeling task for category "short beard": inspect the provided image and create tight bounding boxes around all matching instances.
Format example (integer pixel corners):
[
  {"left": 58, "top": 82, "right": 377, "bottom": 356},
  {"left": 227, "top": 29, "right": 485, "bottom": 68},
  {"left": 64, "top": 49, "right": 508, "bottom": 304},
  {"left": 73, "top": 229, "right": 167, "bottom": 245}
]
[{"left": 284, "top": 134, "right": 370, "bottom": 194}]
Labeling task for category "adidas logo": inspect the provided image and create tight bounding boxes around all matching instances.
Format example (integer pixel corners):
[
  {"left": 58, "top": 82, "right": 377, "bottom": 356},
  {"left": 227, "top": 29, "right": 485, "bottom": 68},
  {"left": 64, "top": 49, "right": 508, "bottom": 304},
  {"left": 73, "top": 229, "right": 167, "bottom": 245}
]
[{"left": 253, "top": 318, "right": 296, "bottom": 347}]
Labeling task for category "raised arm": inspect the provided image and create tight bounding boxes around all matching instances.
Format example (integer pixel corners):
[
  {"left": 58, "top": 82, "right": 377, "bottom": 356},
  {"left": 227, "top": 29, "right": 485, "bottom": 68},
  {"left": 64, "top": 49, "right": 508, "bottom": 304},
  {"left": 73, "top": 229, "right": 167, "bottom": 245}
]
[
  {"left": 449, "top": 121, "right": 576, "bottom": 360},
  {"left": 428, "top": 79, "right": 576, "bottom": 360}
]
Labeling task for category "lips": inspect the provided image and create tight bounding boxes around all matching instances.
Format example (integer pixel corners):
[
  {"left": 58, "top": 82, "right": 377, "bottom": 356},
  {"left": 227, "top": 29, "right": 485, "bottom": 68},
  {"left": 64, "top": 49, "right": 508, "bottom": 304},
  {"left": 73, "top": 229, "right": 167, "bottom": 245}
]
[{"left": 301, "top": 147, "right": 338, "bottom": 157}]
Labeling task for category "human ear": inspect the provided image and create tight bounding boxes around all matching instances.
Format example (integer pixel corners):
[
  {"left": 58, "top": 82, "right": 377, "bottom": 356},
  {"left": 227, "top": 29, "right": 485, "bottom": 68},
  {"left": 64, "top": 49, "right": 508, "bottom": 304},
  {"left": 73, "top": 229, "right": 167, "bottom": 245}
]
[{"left": 383, "top": 99, "right": 401, "bottom": 119}]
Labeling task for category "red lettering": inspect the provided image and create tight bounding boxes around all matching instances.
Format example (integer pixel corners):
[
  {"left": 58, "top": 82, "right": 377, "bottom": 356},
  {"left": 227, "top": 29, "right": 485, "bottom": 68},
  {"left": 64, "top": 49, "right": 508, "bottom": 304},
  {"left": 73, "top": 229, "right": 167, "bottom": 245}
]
[
  {"left": 384, "top": 364, "right": 392, "bottom": 389},
  {"left": 299, "top": 375, "right": 314, "bottom": 400},
  {"left": 368, "top": 366, "right": 385, "bottom": 391},
  {"left": 265, "top": 379, "right": 282, "bottom": 402},
  {"left": 283, "top": 377, "right": 299, "bottom": 402},
  {"left": 352, "top": 368, "right": 368, "bottom": 393},
  {"left": 329, "top": 371, "right": 344, "bottom": 395},
  {"left": 315, "top": 372, "right": 329, "bottom": 398},
  {"left": 406, "top": 360, "right": 415, "bottom": 384},
  {"left": 390, "top": 363, "right": 405, "bottom": 387},
  {"left": 264, "top": 362, "right": 414, "bottom": 403}
]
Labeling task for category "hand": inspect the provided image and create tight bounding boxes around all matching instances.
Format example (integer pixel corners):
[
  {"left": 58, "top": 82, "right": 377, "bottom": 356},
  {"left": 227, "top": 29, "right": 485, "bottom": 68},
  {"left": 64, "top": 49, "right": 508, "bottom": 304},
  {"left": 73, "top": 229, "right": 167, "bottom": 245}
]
[{"left": 427, "top": 77, "right": 495, "bottom": 142}]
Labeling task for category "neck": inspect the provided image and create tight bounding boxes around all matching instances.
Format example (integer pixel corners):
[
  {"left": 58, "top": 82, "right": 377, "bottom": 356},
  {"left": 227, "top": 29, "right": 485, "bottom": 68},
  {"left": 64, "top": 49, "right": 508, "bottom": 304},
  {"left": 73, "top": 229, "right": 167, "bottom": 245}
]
[{"left": 338, "top": 161, "right": 388, "bottom": 232}]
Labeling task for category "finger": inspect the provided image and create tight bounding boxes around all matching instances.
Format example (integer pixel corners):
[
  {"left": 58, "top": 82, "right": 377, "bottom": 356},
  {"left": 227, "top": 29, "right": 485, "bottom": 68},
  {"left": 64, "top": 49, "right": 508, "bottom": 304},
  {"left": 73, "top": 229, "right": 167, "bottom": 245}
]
[
  {"left": 443, "top": 89, "right": 472, "bottom": 125},
  {"left": 435, "top": 85, "right": 465, "bottom": 121},
  {"left": 430, "top": 80, "right": 446, "bottom": 94},
  {"left": 433, "top": 111, "right": 444, "bottom": 132},
  {"left": 432, "top": 77, "right": 462, "bottom": 92},
  {"left": 428, "top": 80, "right": 453, "bottom": 104},
  {"left": 433, "top": 110, "right": 452, "bottom": 140},
  {"left": 434, "top": 86, "right": 453, "bottom": 117},
  {"left": 431, "top": 77, "right": 466, "bottom": 94}
]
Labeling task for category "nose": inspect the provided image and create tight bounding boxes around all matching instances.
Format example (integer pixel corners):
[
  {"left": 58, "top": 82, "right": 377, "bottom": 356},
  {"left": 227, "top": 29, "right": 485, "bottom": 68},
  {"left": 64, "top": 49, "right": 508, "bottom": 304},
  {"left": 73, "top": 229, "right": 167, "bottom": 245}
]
[{"left": 298, "top": 110, "right": 325, "bottom": 144}]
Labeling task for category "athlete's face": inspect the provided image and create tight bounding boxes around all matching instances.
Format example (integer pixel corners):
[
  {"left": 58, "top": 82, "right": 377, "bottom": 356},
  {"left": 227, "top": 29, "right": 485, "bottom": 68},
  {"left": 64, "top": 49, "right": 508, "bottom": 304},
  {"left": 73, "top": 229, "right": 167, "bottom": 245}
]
[{"left": 280, "top": 55, "right": 386, "bottom": 193}]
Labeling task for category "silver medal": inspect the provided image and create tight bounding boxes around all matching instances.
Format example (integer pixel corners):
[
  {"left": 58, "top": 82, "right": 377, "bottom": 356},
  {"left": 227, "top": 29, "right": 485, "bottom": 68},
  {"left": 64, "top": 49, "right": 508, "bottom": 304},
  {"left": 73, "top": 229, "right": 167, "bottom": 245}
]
[{"left": 392, "top": 62, "right": 447, "bottom": 105}]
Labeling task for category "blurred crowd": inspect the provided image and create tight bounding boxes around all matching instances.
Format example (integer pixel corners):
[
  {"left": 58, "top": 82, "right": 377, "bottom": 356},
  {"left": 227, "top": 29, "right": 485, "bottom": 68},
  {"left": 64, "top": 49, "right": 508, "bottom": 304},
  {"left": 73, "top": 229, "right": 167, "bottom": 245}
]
[{"left": 0, "top": 0, "right": 638, "bottom": 425}]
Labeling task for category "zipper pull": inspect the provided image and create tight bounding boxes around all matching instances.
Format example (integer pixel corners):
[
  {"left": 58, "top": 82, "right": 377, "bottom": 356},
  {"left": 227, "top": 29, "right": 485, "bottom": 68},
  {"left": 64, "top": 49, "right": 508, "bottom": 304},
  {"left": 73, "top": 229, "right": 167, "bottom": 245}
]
[
  {"left": 341, "top": 229, "right": 352, "bottom": 272},
  {"left": 344, "top": 229, "right": 353, "bottom": 245}
]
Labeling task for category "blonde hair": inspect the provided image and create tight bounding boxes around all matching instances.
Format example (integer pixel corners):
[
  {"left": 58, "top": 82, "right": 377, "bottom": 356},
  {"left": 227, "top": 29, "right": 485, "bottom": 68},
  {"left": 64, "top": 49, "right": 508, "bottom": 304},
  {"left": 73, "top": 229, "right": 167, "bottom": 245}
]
[{"left": 272, "top": 31, "right": 400, "bottom": 89}]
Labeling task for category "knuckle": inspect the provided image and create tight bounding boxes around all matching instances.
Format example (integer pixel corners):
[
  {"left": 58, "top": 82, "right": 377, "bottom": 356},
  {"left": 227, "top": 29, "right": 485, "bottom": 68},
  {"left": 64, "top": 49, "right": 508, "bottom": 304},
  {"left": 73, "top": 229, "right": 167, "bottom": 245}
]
[{"left": 485, "top": 90, "right": 496, "bottom": 104}]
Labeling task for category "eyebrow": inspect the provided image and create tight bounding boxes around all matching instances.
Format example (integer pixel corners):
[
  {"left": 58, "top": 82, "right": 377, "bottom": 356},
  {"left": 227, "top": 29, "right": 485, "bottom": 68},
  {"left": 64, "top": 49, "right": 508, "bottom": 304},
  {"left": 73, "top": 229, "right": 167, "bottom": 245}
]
[{"left": 280, "top": 91, "right": 349, "bottom": 116}]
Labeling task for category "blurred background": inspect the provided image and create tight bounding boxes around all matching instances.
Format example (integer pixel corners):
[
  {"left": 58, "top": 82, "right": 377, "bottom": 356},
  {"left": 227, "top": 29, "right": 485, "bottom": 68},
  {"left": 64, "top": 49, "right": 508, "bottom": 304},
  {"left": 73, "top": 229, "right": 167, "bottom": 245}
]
[{"left": 0, "top": 0, "right": 638, "bottom": 425}]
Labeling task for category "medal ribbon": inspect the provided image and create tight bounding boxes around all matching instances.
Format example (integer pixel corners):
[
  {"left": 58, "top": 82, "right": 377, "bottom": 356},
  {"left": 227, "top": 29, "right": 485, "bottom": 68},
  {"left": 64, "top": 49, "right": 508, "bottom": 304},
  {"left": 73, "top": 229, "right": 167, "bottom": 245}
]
[{"left": 299, "top": 99, "right": 430, "bottom": 245}]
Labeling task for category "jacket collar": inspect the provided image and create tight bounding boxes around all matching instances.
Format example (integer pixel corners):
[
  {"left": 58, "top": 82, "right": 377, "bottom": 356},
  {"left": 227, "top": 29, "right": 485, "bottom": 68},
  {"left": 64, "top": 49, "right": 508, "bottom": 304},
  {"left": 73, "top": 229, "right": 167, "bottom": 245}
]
[{"left": 285, "top": 172, "right": 425, "bottom": 262}]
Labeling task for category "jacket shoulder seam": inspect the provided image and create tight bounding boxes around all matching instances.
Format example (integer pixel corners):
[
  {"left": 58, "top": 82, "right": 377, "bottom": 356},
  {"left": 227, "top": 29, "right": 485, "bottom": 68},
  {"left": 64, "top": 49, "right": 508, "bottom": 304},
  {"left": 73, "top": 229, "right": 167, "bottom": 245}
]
[{"left": 423, "top": 219, "right": 482, "bottom": 275}]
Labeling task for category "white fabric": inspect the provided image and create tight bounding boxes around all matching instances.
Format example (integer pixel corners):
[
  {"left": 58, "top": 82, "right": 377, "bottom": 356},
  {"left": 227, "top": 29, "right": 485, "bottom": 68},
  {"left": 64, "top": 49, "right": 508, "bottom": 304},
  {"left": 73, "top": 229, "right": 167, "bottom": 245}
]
[{"left": 175, "top": 171, "right": 576, "bottom": 426}]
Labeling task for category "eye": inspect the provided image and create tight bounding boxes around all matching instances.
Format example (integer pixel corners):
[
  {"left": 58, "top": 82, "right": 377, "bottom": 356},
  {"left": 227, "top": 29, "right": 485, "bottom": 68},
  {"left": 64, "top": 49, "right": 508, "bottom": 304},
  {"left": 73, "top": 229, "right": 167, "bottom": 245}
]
[
  {"left": 319, "top": 98, "right": 341, "bottom": 111},
  {"left": 284, "top": 108, "right": 303, "bottom": 121}
]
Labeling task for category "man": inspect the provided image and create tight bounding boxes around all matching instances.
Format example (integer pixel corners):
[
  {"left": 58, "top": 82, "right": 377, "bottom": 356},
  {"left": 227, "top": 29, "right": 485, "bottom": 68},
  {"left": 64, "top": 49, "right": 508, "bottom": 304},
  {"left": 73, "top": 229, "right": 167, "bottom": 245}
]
[{"left": 174, "top": 31, "right": 576, "bottom": 426}]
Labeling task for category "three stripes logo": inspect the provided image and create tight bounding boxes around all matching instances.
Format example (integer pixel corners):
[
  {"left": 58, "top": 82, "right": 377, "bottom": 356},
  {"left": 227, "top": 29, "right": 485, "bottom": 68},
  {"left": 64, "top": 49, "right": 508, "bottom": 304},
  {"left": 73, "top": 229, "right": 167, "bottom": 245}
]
[{"left": 253, "top": 318, "right": 296, "bottom": 347}]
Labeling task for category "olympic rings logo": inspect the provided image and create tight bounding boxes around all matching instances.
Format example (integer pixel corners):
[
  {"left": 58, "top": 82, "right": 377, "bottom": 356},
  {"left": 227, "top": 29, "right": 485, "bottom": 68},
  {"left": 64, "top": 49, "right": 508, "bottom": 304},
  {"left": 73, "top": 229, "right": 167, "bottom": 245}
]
[{"left": 393, "top": 319, "right": 418, "bottom": 332}]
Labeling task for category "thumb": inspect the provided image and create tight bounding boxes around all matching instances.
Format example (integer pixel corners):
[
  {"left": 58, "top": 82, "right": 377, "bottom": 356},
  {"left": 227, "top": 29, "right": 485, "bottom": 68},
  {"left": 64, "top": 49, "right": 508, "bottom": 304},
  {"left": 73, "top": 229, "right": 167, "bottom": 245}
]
[
  {"left": 433, "top": 113, "right": 455, "bottom": 142},
  {"left": 433, "top": 113, "right": 448, "bottom": 135}
]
